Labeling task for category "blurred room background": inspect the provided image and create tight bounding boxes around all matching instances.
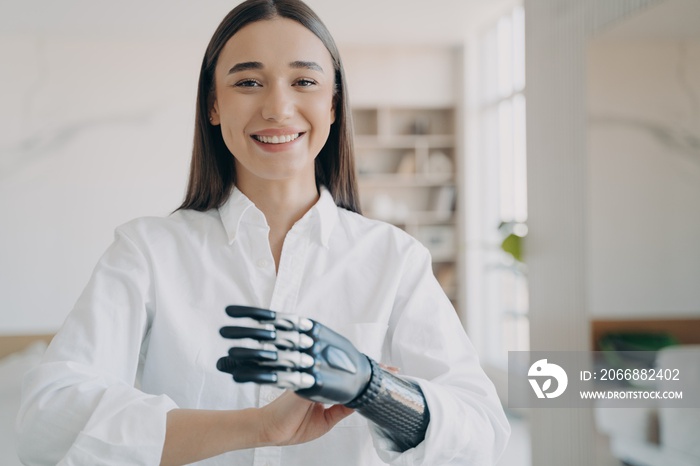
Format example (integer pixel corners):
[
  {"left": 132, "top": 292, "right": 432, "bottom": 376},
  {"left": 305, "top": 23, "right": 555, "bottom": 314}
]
[{"left": 1, "top": 0, "right": 699, "bottom": 465}]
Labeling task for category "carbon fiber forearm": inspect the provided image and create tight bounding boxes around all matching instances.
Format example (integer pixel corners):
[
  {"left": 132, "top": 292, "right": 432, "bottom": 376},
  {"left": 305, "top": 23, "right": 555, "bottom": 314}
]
[{"left": 345, "top": 358, "right": 430, "bottom": 452}]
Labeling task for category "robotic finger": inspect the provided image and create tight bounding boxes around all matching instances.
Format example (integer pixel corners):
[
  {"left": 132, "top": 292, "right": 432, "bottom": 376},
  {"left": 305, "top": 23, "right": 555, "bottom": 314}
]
[
  {"left": 219, "top": 326, "right": 314, "bottom": 350},
  {"left": 225, "top": 305, "right": 314, "bottom": 332},
  {"left": 216, "top": 358, "right": 316, "bottom": 389},
  {"left": 226, "top": 347, "right": 315, "bottom": 369}
]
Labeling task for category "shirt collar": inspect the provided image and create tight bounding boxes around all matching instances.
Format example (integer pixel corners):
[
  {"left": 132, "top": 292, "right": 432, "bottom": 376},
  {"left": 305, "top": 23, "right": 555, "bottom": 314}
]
[
  {"left": 218, "top": 187, "right": 263, "bottom": 245},
  {"left": 218, "top": 186, "right": 338, "bottom": 248},
  {"left": 315, "top": 186, "right": 339, "bottom": 248}
]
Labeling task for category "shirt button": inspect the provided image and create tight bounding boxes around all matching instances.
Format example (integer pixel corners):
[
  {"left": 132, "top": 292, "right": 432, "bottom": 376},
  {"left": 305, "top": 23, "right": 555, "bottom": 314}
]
[{"left": 256, "top": 259, "right": 269, "bottom": 268}]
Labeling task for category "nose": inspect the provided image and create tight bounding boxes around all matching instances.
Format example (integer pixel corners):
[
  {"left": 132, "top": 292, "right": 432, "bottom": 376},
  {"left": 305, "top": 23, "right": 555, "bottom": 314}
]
[{"left": 261, "top": 84, "right": 294, "bottom": 122}]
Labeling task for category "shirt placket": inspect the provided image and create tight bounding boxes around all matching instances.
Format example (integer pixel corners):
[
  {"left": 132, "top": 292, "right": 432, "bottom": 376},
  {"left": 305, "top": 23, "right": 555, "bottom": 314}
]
[
  {"left": 254, "top": 221, "right": 310, "bottom": 466},
  {"left": 269, "top": 222, "right": 310, "bottom": 314}
]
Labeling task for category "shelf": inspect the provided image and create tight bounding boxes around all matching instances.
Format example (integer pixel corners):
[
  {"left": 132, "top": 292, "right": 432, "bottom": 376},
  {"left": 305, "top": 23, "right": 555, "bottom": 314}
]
[
  {"left": 404, "top": 211, "right": 457, "bottom": 224},
  {"left": 353, "top": 104, "right": 461, "bottom": 312},
  {"left": 352, "top": 106, "right": 455, "bottom": 137},
  {"left": 355, "top": 134, "right": 455, "bottom": 149},
  {"left": 359, "top": 174, "right": 454, "bottom": 187},
  {"left": 364, "top": 210, "right": 456, "bottom": 227}
]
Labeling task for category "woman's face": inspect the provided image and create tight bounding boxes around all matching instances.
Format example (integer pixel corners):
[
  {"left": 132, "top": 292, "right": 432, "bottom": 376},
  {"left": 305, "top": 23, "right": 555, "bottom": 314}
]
[{"left": 210, "top": 17, "right": 336, "bottom": 188}]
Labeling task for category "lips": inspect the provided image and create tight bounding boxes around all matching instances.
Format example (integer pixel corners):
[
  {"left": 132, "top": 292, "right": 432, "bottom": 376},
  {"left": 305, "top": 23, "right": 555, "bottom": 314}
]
[{"left": 252, "top": 133, "right": 302, "bottom": 144}]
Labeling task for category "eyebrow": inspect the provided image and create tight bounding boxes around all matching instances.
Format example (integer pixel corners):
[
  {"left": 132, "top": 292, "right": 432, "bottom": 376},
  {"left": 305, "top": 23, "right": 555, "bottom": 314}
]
[
  {"left": 227, "top": 60, "right": 324, "bottom": 75},
  {"left": 289, "top": 60, "right": 324, "bottom": 72},
  {"left": 227, "top": 61, "right": 263, "bottom": 75}
]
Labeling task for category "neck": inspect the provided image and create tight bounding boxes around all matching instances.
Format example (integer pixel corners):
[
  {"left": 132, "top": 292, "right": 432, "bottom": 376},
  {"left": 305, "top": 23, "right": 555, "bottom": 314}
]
[{"left": 236, "top": 176, "right": 320, "bottom": 271}]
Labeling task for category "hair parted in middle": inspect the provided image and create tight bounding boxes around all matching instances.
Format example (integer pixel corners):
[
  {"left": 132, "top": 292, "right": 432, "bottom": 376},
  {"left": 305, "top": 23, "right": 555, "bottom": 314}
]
[{"left": 178, "top": 0, "right": 361, "bottom": 214}]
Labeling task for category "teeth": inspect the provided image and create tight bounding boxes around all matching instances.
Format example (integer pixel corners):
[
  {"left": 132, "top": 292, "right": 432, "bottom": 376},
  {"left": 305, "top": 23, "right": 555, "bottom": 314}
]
[{"left": 254, "top": 133, "right": 300, "bottom": 144}]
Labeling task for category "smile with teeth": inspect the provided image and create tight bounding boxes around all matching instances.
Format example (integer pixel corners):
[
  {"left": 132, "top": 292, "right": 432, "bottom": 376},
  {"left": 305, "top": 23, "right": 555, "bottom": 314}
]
[{"left": 253, "top": 133, "right": 301, "bottom": 144}]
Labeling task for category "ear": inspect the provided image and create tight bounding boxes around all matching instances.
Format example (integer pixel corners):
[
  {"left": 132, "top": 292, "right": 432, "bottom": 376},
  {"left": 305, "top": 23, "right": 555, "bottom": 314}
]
[
  {"left": 209, "top": 99, "right": 221, "bottom": 126},
  {"left": 207, "top": 85, "right": 220, "bottom": 126},
  {"left": 330, "top": 78, "right": 339, "bottom": 124}
]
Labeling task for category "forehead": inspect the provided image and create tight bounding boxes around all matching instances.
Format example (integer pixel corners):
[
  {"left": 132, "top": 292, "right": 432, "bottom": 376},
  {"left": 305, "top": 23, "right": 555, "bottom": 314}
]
[{"left": 217, "top": 17, "right": 333, "bottom": 71}]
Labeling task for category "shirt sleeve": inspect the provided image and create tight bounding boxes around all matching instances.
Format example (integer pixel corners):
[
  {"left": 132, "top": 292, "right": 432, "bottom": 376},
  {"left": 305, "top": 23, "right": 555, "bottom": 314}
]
[
  {"left": 370, "top": 243, "right": 511, "bottom": 466},
  {"left": 16, "top": 226, "right": 178, "bottom": 465}
]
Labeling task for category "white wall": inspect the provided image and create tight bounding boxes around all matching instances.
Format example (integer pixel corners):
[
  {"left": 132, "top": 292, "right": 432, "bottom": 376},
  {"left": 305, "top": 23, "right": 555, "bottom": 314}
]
[
  {"left": 340, "top": 45, "right": 458, "bottom": 107},
  {"left": 0, "top": 36, "right": 202, "bottom": 333},
  {"left": 587, "top": 40, "right": 700, "bottom": 317},
  {"left": 0, "top": 31, "right": 464, "bottom": 335}
]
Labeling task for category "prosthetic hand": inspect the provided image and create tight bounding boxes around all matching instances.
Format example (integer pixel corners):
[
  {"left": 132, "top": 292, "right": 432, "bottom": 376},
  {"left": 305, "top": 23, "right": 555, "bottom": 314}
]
[{"left": 216, "top": 305, "right": 430, "bottom": 451}]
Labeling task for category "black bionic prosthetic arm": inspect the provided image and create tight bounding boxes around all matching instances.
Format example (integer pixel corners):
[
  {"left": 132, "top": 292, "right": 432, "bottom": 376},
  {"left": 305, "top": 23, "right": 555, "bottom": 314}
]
[{"left": 217, "top": 305, "right": 430, "bottom": 451}]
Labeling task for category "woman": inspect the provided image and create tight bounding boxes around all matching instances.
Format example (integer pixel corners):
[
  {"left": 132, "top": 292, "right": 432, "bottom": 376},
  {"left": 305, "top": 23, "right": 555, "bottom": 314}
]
[{"left": 17, "top": 1, "right": 510, "bottom": 465}]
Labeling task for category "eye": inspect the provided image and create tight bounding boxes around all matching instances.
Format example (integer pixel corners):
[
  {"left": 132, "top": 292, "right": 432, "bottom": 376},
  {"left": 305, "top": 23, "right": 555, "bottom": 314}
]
[
  {"left": 234, "top": 79, "right": 262, "bottom": 88},
  {"left": 294, "top": 78, "right": 317, "bottom": 87}
]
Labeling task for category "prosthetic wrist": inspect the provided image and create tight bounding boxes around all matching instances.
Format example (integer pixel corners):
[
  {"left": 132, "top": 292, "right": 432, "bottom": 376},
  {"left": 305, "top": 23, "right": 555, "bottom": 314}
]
[
  {"left": 217, "top": 305, "right": 430, "bottom": 451},
  {"left": 345, "top": 358, "right": 430, "bottom": 451}
]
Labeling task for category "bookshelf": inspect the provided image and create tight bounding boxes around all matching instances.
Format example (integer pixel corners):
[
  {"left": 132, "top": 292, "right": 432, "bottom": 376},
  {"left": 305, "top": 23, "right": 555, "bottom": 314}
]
[{"left": 353, "top": 106, "right": 460, "bottom": 306}]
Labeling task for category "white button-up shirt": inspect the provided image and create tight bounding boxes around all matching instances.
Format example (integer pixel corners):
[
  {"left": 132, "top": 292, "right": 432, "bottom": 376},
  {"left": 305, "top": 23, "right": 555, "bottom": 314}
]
[{"left": 17, "top": 187, "right": 509, "bottom": 465}]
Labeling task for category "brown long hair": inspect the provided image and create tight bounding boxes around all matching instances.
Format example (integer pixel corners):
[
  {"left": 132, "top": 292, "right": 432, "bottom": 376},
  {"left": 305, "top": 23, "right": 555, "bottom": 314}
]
[{"left": 177, "top": 0, "right": 360, "bottom": 213}]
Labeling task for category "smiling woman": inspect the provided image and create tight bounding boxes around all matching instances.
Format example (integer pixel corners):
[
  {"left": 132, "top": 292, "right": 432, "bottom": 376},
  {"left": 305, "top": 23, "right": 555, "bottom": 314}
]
[
  {"left": 15, "top": 1, "right": 509, "bottom": 465},
  {"left": 209, "top": 18, "right": 336, "bottom": 197},
  {"left": 178, "top": 0, "right": 358, "bottom": 216}
]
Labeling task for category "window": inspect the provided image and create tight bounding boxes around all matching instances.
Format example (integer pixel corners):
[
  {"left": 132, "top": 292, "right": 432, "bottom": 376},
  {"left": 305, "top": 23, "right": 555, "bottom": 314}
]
[{"left": 467, "top": 5, "right": 528, "bottom": 367}]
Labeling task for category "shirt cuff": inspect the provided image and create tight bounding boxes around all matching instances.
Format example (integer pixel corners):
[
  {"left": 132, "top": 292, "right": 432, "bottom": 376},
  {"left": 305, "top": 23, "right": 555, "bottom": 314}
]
[{"left": 59, "top": 388, "right": 178, "bottom": 466}]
